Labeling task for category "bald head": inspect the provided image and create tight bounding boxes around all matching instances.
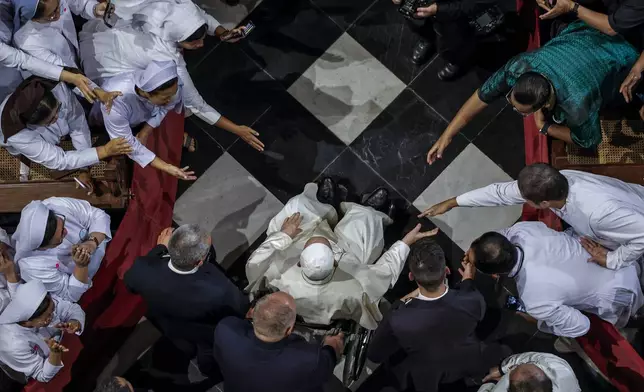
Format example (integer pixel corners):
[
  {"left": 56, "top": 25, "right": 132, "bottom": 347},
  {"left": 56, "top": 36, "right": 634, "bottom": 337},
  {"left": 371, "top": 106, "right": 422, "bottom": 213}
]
[
  {"left": 509, "top": 364, "right": 552, "bottom": 392},
  {"left": 252, "top": 292, "right": 297, "bottom": 341}
]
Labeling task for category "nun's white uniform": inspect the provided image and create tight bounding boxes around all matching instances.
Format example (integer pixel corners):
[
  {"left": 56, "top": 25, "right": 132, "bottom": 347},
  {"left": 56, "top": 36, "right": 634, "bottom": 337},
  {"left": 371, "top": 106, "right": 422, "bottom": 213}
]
[
  {"left": 13, "top": 198, "right": 111, "bottom": 302},
  {"left": 499, "top": 221, "right": 644, "bottom": 338},
  {"left": 0, "top": 280, "right": 85, "bottom": 382},
  {"left": 13, "top": 0, "right": 98, "bottom": 69},
  {"left": 0, "top": 82, "right": 98, "bottom": 170},
  {"left": 457, "top": 170, "right": 644, "bottom": 270},
  {"left": 89, "top": 61, "right": 182, "bottom": 167},
  {"left": 0, "top": 0, "right": 62, "bottom": 100},
  {"left": 78, "top": 0, "right": 223, "bottom": 125},
  {"left": 246, "top": 183, "right": 408, "bottom": 330}
]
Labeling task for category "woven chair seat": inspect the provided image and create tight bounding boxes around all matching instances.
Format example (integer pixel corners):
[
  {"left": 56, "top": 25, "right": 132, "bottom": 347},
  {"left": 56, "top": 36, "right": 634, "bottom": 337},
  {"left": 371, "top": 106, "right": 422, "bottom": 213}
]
[{"left": 566, "top": 118, "right": 644, "bottom": 165}]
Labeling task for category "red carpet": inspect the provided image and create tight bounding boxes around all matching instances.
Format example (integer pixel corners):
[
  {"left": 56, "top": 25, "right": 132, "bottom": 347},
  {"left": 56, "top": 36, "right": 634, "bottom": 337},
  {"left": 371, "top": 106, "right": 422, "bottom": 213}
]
[
  {"left": 24, "top": 112, "right": 184, "bottom": 392},
  {"left": 518, "top": 7, "right": 644, "bottom": 391}
]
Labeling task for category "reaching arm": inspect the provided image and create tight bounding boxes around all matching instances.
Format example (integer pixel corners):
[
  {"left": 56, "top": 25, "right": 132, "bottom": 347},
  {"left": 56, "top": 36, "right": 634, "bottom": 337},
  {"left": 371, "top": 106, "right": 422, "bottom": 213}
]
[
  {"left": 19, "top": 260, "right": 89, "bottom": 302},
  {"left": 529, "top": 302, "right": 591, "bottom": 338},
  {"left": 7, "top": 132, "right": 99, "bottom": 170},
  {"left": 0, "top": 41, "right": 62, "bottom": 80},
  {"left": 47, "top": 197, "right": 111, "bottom": 241},
  {"left": 102, "top": 103, "right": 156, "bottom": 167},
  {"left": 372, "top": 241, "right": 410, "bottom": 288},
  {"left": 9, "top": 344, "right": 63, "bottom": 382},
  {"left": 456, "top": 181, "right": 525, "bottom": 207},
  {"left": 55, "top": 297, "right": 86, "bottom": 334},
  {"left": 576, "top": 5, "right": 616, "bottom": 35},
  {"left": 177, "top": 62, "right": 222, "bottom": 125}
]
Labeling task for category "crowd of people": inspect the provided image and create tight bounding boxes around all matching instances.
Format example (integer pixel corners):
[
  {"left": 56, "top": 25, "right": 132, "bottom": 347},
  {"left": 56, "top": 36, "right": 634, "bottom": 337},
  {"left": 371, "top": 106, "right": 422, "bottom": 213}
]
[{"left": 0, "top": 0, "right": 640, "bottom": 391}]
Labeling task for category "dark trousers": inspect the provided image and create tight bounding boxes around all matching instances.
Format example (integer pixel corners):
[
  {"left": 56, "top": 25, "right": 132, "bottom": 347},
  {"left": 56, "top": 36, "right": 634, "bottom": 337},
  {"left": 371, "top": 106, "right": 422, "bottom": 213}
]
[{"left": 418, "top": 18, "right": 476, "bottom": 67}]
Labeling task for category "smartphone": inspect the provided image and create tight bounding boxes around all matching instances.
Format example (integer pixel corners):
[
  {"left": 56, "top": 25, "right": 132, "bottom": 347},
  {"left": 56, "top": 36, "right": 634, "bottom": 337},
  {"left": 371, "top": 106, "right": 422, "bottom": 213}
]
[
  {"left": 103, "top": 0, "right": 117, "bottom": 28},
  {"left": 222, "top": 21, "right": 255, "bottom": 41},
  {"left": 505, "top": 295, "right": 527, "bottom": 313},
  {"left": 242, "top": 21, "right": 255, "bottom": 37}
]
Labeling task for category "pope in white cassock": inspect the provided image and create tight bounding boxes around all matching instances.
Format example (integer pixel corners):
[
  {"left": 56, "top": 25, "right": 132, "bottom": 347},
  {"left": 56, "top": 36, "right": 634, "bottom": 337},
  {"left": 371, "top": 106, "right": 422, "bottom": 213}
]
[
  {"left": 0, "top": 280, "right": 85, "bottom": 382},
  {"left": 422, "top": 163, "right": 644, "bottom": 270},
  {"left": 78, "top": 0, "right": 264, "bottom": 152},
  {"left": 13, "top": 197, "right": 111, "bottom": 302},
  {"left": 468, "top": 221, "right": 644, "bottom": 338},
  {"left": 245, "top": 181, "right": 439, "bottom": 330}
]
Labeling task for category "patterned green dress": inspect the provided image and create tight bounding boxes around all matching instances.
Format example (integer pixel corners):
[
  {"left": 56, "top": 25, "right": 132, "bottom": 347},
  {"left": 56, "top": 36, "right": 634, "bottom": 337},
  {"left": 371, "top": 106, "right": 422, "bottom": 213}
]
[{"left": 478, "top": 20, "right": 638, "bottom": 148}]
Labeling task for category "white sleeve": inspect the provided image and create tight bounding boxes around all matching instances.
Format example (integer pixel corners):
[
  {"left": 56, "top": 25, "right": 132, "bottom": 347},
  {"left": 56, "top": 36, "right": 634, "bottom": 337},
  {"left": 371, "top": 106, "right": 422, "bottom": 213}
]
[
  {"left": 46, "top": 197, "right": 112, "bottom": 240},
  {"left": 0, "top": 41, "right": 62, "bottom": 80},
  {"left": 372, "top": 241, "right": 410, "bottom": 288},
  {"left": 14, "top": 31, "right": 68, "bottom": 67},
  {"left": 456, "top": 181, "right": 526, "bottom": 208},
  {"left": 501, "top": 352, "right": 580, "bottom": 392},
  {"left": 177, "top": 61, "right": 221, "bottom": 125},
  {"left": 6, "top": 281, "right": 19, "bottom": 298},
  {"left": 67, "top": 0, "right": 98, "bottom": 20},
  {"left": 18, "top": 258, "right": 90, "bottom": 303},
  {"left": 3, "top": 342, "right": 63, "bottom": 382},
  {"left": 593, "top": 206, "right": 644, "bottom": 270},
  {"left": 528, "top": 302, "right": 590, "bottom": 338},
  {"left": 7, "top": 132, "right": 99, "bottom": 170},
  {"left": 197, "top": 6, "right": 222, "bottom": 35},
  {"left": 63, "top": 85, "right": 94, "bottom": 152},
  {"left": 54, "top": 296, "right": 86, "bottom": 334},
  {"left": 0, "top": 227, "right": 11, "bottom": 247},
  {"left": 102, "top": 101, "right": 156, "bottom": 167},
  {"left": 245, "top": 232, "right": 293, "bottom": 286}
]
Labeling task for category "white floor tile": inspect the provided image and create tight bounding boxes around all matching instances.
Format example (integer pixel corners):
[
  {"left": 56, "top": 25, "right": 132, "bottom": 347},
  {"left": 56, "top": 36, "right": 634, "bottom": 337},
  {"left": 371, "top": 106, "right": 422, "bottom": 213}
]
[
  {"left": 194, "top": 0, "right": 263, "bottom": 29},
  {"left": 413, "top": 143, "right": 522, "bottom": 251},
  {"left": 288, "top": 32, "right": 405, "bottom": 145},
  {"left": 173, "top": 153, "right": 284, "bottom": 269}
]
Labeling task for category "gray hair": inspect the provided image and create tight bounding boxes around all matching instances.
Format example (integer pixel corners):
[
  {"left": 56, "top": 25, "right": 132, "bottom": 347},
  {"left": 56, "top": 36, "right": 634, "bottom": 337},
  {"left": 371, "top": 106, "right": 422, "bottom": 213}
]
[
  {"left": 252, "top": 294, "right": 296, "bottom": 340},
  {"left": 167, "top": 224, "right": 210, "bottom": 271}
]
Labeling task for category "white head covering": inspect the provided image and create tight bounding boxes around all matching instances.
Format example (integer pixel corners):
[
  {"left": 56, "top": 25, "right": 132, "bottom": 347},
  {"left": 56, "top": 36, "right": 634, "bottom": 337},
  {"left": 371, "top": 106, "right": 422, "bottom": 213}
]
[
  {"left": 13, "top": 201, "right": 50, "bottom": 259},
  {"left": 0, "top": 280, "right": 47, "bottom": 324},
  {"left": 115, "top": 0, "right": 206, "bottom": 43},
  {"left": 134, "top": 61, "right": 179, "bottom": 92},
  {"left": 300, "top": 243, "right": 334, "bottom": 284}
]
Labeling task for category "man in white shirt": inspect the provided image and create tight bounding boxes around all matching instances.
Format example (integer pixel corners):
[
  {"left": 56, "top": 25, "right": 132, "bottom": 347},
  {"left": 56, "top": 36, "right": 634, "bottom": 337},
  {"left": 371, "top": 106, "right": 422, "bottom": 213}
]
[
  {"left": 470, "top": 221, "right": 644, "bottom": 338},
  {"left": 246, "top": 180, "right": 438, "bottom": 329},
  {"left": 13, "top": 197, "right": 111, "bottom": 302},
  {"left": 0, "top": 280, "right": 85, "bottom": 383},
  {"left": 421, "top": 163, "right": 644, "bottom": 270},
  {"left": 479, "top": 352, "right": 580, "bottom": 392}
]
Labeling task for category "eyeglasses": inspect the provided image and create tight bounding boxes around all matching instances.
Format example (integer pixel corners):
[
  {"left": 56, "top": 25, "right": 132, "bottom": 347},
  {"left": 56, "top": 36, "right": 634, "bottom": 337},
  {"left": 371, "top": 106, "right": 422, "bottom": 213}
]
[{"left": 505, "top": 89, "right": 532, "bottom": 117}]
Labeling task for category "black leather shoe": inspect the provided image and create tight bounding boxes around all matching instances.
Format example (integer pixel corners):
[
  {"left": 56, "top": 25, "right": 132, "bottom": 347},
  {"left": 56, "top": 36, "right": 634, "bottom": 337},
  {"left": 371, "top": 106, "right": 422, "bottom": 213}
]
[
  {"left": 316, "top": 177, "right": 336, "bottom": 206},
  {"left": 412, "top": 39, "right": 433, "bottom": 65},
  {"left": 437, "top": 62, "right": 462, "bottom": 81},
  {"left": 361, "top": 187, "right": 389, "bottom": 212}
]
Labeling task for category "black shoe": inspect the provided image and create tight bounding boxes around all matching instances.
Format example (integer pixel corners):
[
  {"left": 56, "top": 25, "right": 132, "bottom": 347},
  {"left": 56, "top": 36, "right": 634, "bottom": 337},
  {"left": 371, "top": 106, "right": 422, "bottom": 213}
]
[
  {"left": 437, "top": 62, "right": 462, "bottom": 81},
  {"left": 386, "top": 202, "right": 396, "bottom": 221},
  {"left": 316, "top": 177, "right": 337, "bottom": 206},
  {"left": 361, "top": 187, "right": 389, "bottom": 212},
  {"left": 412, "top": 39, "right": 433, "bottom": 65}
]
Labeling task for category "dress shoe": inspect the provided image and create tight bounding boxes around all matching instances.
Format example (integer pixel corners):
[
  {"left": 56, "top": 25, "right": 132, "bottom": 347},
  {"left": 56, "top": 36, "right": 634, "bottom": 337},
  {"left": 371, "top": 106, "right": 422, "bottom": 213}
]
[
  {"left": 316, "top": 177, "right": 336, "bottom": 206},
  {"left": 437, "top": 62, "right": 462, "bottom": 81},
  {"left": 411, "top": 39, "right": 433, "bottom": 65},
  {"left": 361, "top": 187, "right": 389, "bottom": 212}
]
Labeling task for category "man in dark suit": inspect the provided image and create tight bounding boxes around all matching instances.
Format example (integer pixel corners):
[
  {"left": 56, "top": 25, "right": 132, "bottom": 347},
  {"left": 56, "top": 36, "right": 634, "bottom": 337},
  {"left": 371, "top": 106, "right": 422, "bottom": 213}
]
[
  {"left": 124, "top": 225, "right": 249, "bottom": 376},
  {"left": 213, "top": 292, "right": 344, "bottom": 392},
  {"left": 366, "top": 238, "right": 511, "bottom": 392}
]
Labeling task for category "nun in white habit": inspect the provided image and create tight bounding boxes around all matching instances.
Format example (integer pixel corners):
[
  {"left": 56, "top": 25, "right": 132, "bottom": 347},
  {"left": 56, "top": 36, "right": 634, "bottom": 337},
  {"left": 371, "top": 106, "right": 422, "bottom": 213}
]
[
  {"left": 422, "top": 164, "right": 644, "bottom": 271},
  {"left": 0, "top": 280, "right": 85, "bottom": 383},
  {"left": 13, "top": 197, "right": 111, "bottom": 302},
  {"left": 90, "top": 60, "right": 196, "bottom": 180},
  {"left": 79, "top": 0, "right": 264, "bottom": 151},
  {"left": 246, "top": 183, "right": 437, "bottom": 329}
]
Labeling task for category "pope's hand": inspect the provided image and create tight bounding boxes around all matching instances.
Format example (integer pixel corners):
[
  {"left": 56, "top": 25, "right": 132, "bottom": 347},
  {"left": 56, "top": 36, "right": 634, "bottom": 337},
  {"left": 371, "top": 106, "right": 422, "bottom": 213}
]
[
  {"left": 281, "top": 213, "right": 303, "bottom": 239},
  {"left": 402, "top": 224, "right": 439, "bottom": 246}
]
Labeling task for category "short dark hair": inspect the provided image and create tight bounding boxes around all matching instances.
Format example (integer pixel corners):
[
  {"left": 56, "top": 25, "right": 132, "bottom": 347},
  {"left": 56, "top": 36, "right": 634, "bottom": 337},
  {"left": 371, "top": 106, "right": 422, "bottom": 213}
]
[
  {"left": 95, "top": 377, "right": 131, "bottom": 392},
  {"left": 40, "top": 210, "right": 57, "bottom": 248},
  {"left": 149, "top": 77, "right": 179, "bottom": 95},
  {"left": 509, "top": 369, "right": 553, "bottom": 392},
  {"left": 22, "top": 89, "right": 58, "bottom": 126},
  {"left": 408, "top": 238, "right": 446, "bottom": 291},
  {"left": 512, "top": 72, "right": 551, "bottom": 110},
  {"left": 517, "top": 163, "right": 569, "bottom": 204},
  {"left": 28, "top": 294, "right": 51, "bottom": 321},
  {"left": 182, "top": 24, "right": 207, "bottom": 43},
  {"left": 471, "top": 232, "right": 517, "bottom": 275}
]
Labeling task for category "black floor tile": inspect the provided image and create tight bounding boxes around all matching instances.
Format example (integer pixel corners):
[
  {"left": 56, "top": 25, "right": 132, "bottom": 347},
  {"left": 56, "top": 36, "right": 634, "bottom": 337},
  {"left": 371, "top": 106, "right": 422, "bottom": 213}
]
[
  {"left": 350, "top": 89, "right": 469, "bottom": 201},
  {"left": 348, "top": 0, "right": 431, "bottom": 85},
  {"left": 176, "top": 118, "right": 226, "bottom": 199},
  {"left": 239, "top": 0, "right": 344, "bottom": 87},
  {"left": 228, "top": 92, "right": 346, "bottom": 203},
  {"left": 409, "top": 57, "right": 507, "bottom": 140},
  {"left": 310, "top": 0, "right": 377, "bottom": 30},
  {"left": 188, "top": 42, "right": 284, "bottom": 148},
  {"left": 183, "top": 37, "right": 221, "bottom": 72},
  {"left": 473, "top": 105, "right": 526, "bottom": 179}
]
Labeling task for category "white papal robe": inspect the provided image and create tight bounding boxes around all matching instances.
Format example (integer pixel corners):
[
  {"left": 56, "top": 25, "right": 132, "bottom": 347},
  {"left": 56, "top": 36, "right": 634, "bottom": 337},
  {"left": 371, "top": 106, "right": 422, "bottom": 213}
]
[
  {"left": 477, "top": 352, "right": 580, "bottom": 392},
  {"left": 500, "top": 221, "right": 644, "bottom": 338},
  {"left": 0, "top": 295, "right": 85, "bottom": 382},
  {"left": 457, "top": 170, "right": 644, "bottom": 270},
  {"left": 79, "top": 19, "right": 222, "bottom": 125},
  {"left": 13, "top": 0, "right": 98, "bottom": 70},
  {"left": 15, "top": 197, "right": 111, "bottom": 302},
  {"left": 0, "top": 83, "right": 98, "bottom": 170},
  {"left": 246, "top": 183, "right": 407, "bottom": 330}
]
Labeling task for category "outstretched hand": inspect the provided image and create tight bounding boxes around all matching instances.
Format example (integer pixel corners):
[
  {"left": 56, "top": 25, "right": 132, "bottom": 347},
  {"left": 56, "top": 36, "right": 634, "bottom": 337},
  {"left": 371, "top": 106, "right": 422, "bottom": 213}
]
[
  {"left": 580, "top": 237, "right": 608, "bottom": 268},
  {"left": 281, "top": 213, "right": 303, "bottom": 239},
  {"left": 402, "top": 224, "right": 439, "bottom": 246}
]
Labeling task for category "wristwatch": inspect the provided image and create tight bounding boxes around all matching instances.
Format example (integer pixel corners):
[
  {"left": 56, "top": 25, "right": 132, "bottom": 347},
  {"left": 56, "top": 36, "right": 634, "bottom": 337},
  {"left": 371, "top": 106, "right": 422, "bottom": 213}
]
[
  {"left": 87, "top": 235, "right": 100, "bottom": 248},
  {"left": 571, "top": 2, "right": 580, "bottom": 14},
  {"left": 539, "top": 121, "right": 552, "bottom": 136}
]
